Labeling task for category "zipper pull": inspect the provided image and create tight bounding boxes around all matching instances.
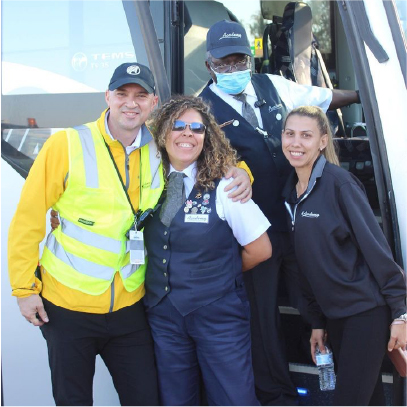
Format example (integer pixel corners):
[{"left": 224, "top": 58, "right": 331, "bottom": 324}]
[{"left": 292, "top": 221, "right": 295, "bottom": 232}]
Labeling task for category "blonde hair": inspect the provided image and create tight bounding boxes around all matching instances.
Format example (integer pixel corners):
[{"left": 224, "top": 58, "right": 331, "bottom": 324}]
[
  {"left": 283, "top": 106, "right": 340, "bottom": 166},
  {"left": 148, "top": 95, "right": 238, "bottom": 190}
]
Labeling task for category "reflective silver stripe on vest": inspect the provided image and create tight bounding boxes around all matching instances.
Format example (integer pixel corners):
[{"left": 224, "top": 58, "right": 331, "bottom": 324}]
[
  {"left": 148, "top": 140, "right": 161, "bottom": 189},
  {"left": 74, "top": 125, "right": 99, "bottom": 189},
  {"left": 46, "top": 233, "right": 113, "bottom": 280},
  {"left": 121, "top": 262, "right": 141, "bottom": 279},
  {"left": 60, "top": 217, "right": 122, "bottom": 253}
]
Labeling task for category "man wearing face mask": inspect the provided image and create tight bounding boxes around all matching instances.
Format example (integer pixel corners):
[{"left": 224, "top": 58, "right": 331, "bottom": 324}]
[{"left": 199, "top": 20, "right": 360, "bottom": 406}]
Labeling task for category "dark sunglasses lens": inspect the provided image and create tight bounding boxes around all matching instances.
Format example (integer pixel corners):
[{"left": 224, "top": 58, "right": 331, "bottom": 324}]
[
  {"left": 190, "top": 123, "right": 206, "bottom": 133},
  {"left": 173, "top": 120, "right": 186, "bottom": 131}
]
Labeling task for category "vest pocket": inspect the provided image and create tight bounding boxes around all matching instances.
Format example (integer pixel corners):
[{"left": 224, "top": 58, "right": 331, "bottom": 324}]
[{"left": 189, "top": 264, "right": 221, "bottom": 277}]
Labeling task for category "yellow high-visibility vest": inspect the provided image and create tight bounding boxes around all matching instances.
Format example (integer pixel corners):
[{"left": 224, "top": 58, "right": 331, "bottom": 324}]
[{"left": 41, "top": 121, "right": 164, "bottom": 295}]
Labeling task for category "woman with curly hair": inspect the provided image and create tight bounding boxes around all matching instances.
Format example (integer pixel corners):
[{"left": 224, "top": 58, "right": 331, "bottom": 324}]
[{"left": 143, "top": 95, "right": 271, "bottom": 405}]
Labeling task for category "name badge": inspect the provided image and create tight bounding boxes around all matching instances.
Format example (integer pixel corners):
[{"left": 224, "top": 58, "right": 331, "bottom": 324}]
[
  {"left": 184, "top": 214, "right": 209, "bottom": 223},
  {"left": 129, "top": 230, "right": 145, "bottom": 264}
]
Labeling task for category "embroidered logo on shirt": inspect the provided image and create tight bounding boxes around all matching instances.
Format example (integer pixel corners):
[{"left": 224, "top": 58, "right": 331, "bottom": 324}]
[
  {"left": 78, "top": 218, "right": 95, "bottom": 226},
  {"left": 301, "top": 211, "right": 320, "bottom": 218}
]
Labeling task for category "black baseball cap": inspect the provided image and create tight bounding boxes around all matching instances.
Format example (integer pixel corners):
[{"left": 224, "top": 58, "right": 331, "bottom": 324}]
[
  {"left": 207, "top": 20, "right": 252, "bottom": 59},
  {"left": 108, "top": 62, "right": 156, "bottom": 93}
]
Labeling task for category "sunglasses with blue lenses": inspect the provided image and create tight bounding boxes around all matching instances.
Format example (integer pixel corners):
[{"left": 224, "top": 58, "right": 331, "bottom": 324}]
[{"left": 172, "top": 120, "right": 206, "bottom": 134}]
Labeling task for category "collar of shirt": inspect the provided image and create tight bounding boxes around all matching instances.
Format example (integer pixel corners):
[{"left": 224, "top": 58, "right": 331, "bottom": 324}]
[
  {"left": 168, "top": 162, "right": 197, "bottom": 199},
  {"left": 105, "top": 110, "right": 142, "bottom": 154},
  {"left": 209, "top": 80, "right": 263, "bottom": 128}
]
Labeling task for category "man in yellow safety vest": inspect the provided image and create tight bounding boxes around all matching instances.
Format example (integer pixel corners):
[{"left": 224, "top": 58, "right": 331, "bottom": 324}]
[{"left": 8, "top": 63, "right": 165, "bottom": 405}]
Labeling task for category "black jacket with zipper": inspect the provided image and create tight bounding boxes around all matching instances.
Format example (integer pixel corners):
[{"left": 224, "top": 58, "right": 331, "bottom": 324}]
[{"left": 283, "top": 156, "right": 406, "bottom": 328}]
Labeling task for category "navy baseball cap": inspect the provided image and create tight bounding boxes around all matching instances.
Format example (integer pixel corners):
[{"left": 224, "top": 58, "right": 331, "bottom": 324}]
[
  {"left": 108, "top": 62, "right": 155, "bottom": 93},
  {"left": 206, "top": 20, "right": 252, "bottom": 59}
]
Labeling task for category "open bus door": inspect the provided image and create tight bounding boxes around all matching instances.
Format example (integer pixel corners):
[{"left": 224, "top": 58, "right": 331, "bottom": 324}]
[
  {"left": 338, "top": 2, "right": 407, "bottom": 403},
  {"left": 179, "top": 0, "right": 406, "bottom": 403}
]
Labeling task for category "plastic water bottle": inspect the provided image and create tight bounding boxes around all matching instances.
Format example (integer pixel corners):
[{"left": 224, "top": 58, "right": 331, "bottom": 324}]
[{"left": 315, "top": 345, "right": 336, "bottom": 391}]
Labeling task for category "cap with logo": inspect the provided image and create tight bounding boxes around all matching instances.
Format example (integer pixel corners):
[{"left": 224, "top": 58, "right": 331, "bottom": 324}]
[
  {"left": 108, "top": 62, "right": 156, "bottom": 93},
  {"left": 206, "top": 20, "right": 251, "bottom": 59}
]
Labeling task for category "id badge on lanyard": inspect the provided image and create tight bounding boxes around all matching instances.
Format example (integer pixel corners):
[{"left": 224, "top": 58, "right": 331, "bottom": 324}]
[
  {"left": 103, "top": 138, "right": 147, "bottom": 265},
  {"left": 129, "top": 229, "right": 145, "bottom": 265}
]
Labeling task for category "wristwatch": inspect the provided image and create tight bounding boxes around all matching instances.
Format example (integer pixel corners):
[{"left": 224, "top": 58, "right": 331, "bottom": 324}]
[{"left": 395, "top": 313, "right": 407, "bottom": 322}]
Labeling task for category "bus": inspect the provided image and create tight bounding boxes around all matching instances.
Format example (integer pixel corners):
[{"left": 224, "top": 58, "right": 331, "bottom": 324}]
[{"left": 2, "top": 0, "right": 406, "bottom": 405}]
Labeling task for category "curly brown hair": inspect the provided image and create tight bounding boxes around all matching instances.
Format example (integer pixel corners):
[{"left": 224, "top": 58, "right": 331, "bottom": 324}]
[{"left": 148, "top": 95, "right": 238, "bottom": 190}]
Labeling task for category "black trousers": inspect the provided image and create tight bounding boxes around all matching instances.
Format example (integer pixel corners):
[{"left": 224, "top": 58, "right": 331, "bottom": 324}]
[
  {"left": 327, "top": 306, "right": 390, "bottom": 406},
  {"left": 40, "top": 298, "right": 159, "bottom": 406},
  {"left": 243, "top": 231, "right": 301, "bottom": 406}
]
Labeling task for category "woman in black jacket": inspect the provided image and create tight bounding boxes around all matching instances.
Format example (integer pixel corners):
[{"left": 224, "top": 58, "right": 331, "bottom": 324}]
[{"left": 281, "top": 106, "right": 406, "bottom": 405}]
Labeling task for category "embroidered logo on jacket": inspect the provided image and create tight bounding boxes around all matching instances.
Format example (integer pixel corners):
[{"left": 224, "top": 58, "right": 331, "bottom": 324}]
[{"left": 301, "top": 211, "right": 320, "bottom": 218}]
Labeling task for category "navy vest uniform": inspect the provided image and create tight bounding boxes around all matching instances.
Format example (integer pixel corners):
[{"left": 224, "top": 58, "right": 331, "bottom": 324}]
[
  {"left": 144, "top": 180, "right": 258, "bottom": 406},
  {"left": 200, "top": 75, "right": 301, "bottom": 404},
  {"left": 200, "top": 74, "right": 292, "bottom": 231},
  {"left": 144, "top": 181, "right": 242, "bottom": 316}
]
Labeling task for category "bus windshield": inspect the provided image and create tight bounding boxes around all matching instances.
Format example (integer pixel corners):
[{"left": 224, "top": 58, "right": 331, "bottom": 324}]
[{"left": 1, "top": 0, "right": 149, "bottom": 176}]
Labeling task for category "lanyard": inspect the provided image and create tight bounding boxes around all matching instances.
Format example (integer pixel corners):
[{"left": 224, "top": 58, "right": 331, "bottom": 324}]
[
  {"left": 103, "top": 138, "right": 166, "bottom": 231},
  {"left": 103, "top": 138, "right": 137, "bottom": 218}
]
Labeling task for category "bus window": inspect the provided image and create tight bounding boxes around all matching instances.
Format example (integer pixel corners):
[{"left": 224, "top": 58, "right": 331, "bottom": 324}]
[
  {"left": 1, "top": 0, "right": 148, "bottom": 177},
  {"left": 184, "top": 1, "right": 230, "bottom": 95},
  {"left": 395, "top": 0, "right": 407, "bottom": 40},
  {"left": 184, "top": 0, "right": 266, "bottom": 96}
]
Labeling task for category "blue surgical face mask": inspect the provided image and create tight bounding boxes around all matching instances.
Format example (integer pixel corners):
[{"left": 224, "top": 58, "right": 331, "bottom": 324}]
[{"left": 212, "top": 68, "right": 251, "bottom": 95}]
